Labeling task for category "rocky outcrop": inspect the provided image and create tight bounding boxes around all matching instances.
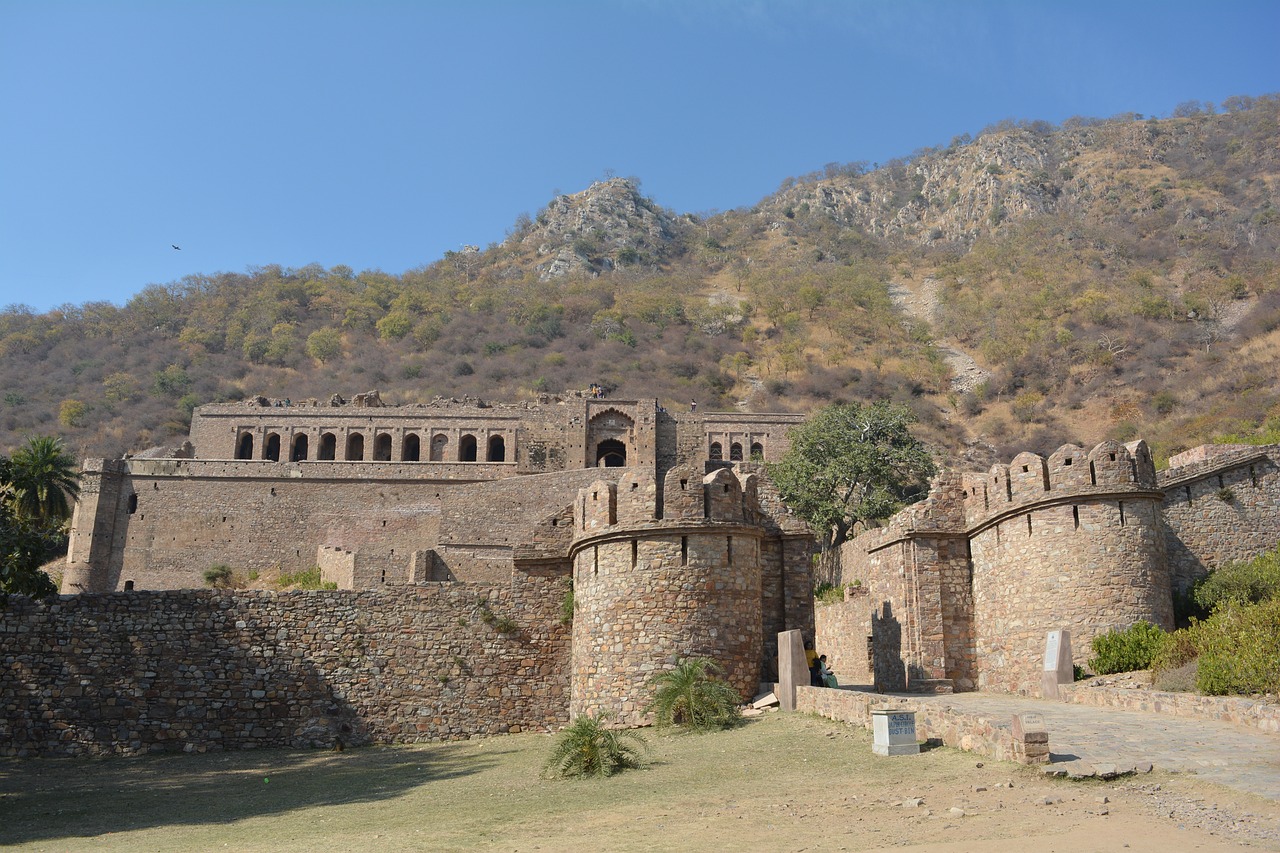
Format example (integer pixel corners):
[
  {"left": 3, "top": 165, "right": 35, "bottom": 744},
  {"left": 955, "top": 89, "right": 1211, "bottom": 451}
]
[{"left": 510, "top": 179, "right": 691, "bottom": 280}]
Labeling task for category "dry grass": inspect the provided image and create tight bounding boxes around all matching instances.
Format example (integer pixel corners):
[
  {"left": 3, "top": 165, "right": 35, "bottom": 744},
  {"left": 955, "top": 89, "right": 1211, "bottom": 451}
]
[{"left": 2, "top": 712, "right": 1275, "bottom": 852}]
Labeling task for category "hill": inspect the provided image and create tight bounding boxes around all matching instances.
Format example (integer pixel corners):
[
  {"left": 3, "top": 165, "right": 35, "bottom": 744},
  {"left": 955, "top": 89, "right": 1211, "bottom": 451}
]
[{"left": 2, "top": 94, "right": 1278, "bottom": 468}]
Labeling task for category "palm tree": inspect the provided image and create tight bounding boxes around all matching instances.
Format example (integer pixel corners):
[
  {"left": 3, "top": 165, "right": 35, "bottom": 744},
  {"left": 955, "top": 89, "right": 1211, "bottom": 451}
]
[
  {"left": 6, "top": 436, "right": 80, "bottom": 522},
  {"left": 543, "top": 712, "right": 647, "bottom": 779},
  {"left": 646, "top": 657, "right": 743, "bottom": 732}
]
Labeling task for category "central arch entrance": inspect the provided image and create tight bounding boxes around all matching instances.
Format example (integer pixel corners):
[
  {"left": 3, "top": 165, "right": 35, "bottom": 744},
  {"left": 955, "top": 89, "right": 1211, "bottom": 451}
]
[
  {"left": 596, "top": 439, "right": 627, "bottom": 467},
  {"left": 586, "top": 409, "right": 635, "bottom": 470}
]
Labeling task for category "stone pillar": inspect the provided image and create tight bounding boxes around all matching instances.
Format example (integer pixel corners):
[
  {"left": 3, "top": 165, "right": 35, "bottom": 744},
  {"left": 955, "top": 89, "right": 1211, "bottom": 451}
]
[
  {"left": 777, "top": 629, "right": 807, "bottom": 712},
  {"left": 1041, "top": 629, "right": 1074, "bottom": 700}
]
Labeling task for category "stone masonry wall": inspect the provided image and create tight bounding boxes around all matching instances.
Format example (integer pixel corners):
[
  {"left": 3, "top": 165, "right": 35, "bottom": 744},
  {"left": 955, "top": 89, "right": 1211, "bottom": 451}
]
[
  {"left": 971, "top": 496, "right": 1170, "bottom": 695},
  {"left": 1159, "top": 447, "right": 1280, "bottom": 594},
  {"left": 831, "top": 441, "right": 1179, "bottom": 697},
  {"left": 1, "top": 578, "right": 570, "bottom": 757},
  {"left": 66, "top": 461, "right": 462, "bottom": 592},
  {"left": 569, "top": 525, "right": 764, "bottom": 725},
  {"left": 814, "top": 590, "right": 873, "bottom": 685}
]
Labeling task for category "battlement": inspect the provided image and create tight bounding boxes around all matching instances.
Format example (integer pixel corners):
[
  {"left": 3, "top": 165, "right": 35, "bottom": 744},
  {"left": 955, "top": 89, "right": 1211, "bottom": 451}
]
[
  {"left": 960, "top": 440, "right": 1159, "bottom": 530},
  {"left": 572, "top": 465, "right": 763, "bottom": 538}
]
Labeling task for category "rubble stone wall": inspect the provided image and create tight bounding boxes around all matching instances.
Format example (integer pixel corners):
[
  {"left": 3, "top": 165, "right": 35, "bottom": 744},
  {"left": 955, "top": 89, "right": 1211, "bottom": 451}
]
[
  {"left": 1158, "top": 448, "right": 1280, "bottom": 594},
  {"left": 0, "top": 579, "right": 570, "bottom": 757}
]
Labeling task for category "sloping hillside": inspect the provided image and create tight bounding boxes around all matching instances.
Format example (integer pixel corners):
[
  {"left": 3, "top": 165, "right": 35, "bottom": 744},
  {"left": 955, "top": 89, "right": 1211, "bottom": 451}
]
[{"left": 2, "top": 96, "right": 1277, "bottom": 467}]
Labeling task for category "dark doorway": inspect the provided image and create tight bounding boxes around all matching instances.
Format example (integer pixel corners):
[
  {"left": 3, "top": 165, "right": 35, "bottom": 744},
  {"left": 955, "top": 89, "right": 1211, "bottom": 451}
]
[{"left": 596, "top": 439, "right": 627, "bottom": 467}]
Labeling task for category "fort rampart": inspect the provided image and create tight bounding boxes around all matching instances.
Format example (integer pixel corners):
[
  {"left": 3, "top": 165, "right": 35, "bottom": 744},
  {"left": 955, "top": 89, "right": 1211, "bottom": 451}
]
[
  {"left": 824, "top": 440, "right": 1280, "bottom": 697},
  {"left": 569, "top": 466, "right": 781, "bottom": 724},
  {"left": 1, "top": 577, "right": 569, "bottom": 757}
]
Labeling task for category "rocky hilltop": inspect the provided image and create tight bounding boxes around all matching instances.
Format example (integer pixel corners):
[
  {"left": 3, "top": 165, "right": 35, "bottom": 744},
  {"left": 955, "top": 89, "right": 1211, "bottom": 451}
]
[
  {"left": 510, "top": 178, "right": 692, "bottom": 280},
  {"left": 759, "top": 110, "right": 1279, "bottom": 247}
]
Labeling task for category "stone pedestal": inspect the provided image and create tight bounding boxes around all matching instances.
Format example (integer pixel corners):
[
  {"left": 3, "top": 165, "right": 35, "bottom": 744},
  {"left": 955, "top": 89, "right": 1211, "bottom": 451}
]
[
  {"left": 777, "top": 629, "right": 807, "bottom": 712},
  {"left": 1041, "top": 629, "right": 1074, "bottom": 700},
  {"left": 871, "top": 709, "right": 920, "bottom": 756}
]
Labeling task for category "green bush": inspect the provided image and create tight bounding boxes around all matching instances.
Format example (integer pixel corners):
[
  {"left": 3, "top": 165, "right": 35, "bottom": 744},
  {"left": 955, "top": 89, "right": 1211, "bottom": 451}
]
[
  {"left": 646, "top": 657, "right": 743, "bottom": 732},
  {"left": 813, "top": 583, "right": 843, "bottom": 605},
  {"left": 1192, "top": 547, "right": 1280, "bottom": 612},
  {"left": 1193, "top": 599, "right": 1280, "bottom": 695},
  {"left": 278, "top": 568, "right": 335, "bottom": 590},
  {"left": 1087, "top": 621, "right": 1167, "bottom": 674},
  {"left": 204, "top": 564, "right": 233, "bottom": 588},
  {"left": 543, "top": 713, "right": 646, "bottom": 779}
]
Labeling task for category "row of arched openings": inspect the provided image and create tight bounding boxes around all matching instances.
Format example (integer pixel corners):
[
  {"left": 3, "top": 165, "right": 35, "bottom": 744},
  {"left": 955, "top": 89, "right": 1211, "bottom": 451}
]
[
  {"left": 709, "top": 442, "right": 764, "bottom": 462},
  {"left": 236, "top": 432, "right": 507, "bottom": 463}
]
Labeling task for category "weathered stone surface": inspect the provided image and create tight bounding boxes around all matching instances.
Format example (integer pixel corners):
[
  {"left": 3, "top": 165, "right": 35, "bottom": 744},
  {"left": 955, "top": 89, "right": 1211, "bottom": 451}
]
[{"left": 0, "top": 582, "right": 570, "bottom": 757}]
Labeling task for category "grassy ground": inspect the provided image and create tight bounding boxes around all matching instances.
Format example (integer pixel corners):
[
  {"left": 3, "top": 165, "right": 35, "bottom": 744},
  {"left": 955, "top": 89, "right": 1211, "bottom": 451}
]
[{"left": 2, "top": 712, "right": 1275, "bottom": 852}]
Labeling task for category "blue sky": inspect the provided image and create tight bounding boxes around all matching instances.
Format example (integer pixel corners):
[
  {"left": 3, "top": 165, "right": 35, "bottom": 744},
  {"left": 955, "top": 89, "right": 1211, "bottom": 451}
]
[{"left": 2, "top": 0, "right": 1277, "bottom": 312}]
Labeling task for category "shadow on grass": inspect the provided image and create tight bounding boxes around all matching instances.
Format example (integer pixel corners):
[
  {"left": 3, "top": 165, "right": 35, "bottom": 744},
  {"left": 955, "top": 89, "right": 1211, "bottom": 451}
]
[{"left": 0, "top": 742, "right": 497, "bottom": 845}]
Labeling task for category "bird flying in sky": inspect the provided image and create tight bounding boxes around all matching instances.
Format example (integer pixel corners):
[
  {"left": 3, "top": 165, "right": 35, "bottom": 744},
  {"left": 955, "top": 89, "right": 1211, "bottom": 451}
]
[{"left": 171, "top": 244, "right": 181, "bottom": 250}]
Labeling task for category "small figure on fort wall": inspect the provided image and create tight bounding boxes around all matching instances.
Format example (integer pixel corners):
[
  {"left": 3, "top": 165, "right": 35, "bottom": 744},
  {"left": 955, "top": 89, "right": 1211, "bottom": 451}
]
[{"left": 690, "top": 399, "right": 697, "bottom": 412}]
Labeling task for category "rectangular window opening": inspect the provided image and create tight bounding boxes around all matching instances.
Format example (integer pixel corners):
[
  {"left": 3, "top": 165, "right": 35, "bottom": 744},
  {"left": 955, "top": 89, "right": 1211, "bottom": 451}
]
[
  {"left": 681, "top": 536, "right": 688, "bottom": 566},
  {"left": 1119, "top": 501, "right": 1126, "bottom": 527},
  {"left": 1072, "top": 505, "right": 1080, "bottom": 530}
]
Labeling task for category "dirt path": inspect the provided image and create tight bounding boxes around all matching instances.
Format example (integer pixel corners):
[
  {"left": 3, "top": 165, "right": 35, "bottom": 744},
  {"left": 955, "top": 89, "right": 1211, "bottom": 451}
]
[{"left": 888, "top": 277, "right": 991, "bottom": 394}]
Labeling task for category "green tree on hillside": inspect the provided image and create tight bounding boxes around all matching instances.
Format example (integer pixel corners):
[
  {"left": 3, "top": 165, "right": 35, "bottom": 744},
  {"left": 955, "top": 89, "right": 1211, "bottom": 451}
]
[{"left": 767, "top": 401, "right": 936, "bottom": 556}]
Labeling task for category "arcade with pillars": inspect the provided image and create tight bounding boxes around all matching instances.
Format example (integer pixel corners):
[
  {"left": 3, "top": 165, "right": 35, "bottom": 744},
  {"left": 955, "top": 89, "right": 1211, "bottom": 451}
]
[{"left": 231, "top": 425, "right": 514, "bottom": 464}]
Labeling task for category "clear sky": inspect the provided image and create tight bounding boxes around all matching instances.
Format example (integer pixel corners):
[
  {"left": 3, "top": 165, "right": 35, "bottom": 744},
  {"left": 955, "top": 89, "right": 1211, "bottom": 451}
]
[{"left": 2, "top": 0, "right": 1277, "bottom": 312}]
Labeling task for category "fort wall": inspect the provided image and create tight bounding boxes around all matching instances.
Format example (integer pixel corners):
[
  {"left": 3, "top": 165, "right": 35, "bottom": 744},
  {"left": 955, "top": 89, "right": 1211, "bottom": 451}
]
[
  {"left": 828, "top": 440, "right": 1180, "bottom": 696},
  {"left": 1158, "top": 445, "right": 1280, "bottom": 594},
  {"left": 0, "top": 578, "right": 570, "bottom": 757},
  {"left": 568, "top": 465, "right": 803, "bottom": 725}
]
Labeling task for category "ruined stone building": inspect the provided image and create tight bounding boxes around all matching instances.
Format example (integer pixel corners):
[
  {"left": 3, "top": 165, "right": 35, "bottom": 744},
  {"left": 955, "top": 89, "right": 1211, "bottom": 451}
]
[
  {"left": 2, "top": 393, "right": 815, "bottom": 755},
  {"left": 10, "top": 392, "right": 1280, "bottom": 758},
  {"left": 820, "top": 440, "right": 1280, "bottom": 697},
  {"left": 64, "top": 392, "right": 807, "bottom": 596}
]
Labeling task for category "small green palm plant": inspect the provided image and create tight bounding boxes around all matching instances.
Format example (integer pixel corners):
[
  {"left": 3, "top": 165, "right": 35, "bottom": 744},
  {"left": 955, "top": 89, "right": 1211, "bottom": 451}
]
[
  {"left": 646, "top": 656, "right": 743, "bottom": 732},
  {"left": 543, "top": 712, "right": 647, "bottom": 779}
]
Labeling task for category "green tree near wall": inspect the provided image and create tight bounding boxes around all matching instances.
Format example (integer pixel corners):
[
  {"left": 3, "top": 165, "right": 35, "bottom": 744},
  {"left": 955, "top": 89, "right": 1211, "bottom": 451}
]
[
  {"left": 0, "top": 436, "right": 80, "bottom": 598},
  {"left": 767, "top": 401, "right": 936, "bottom": 556}
]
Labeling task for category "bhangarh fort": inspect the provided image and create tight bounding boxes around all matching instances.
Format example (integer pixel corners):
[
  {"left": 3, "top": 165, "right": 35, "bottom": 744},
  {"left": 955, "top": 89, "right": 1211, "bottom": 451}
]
[{"left": 3, "top": 389, "right": 1280, "bottom": 756}]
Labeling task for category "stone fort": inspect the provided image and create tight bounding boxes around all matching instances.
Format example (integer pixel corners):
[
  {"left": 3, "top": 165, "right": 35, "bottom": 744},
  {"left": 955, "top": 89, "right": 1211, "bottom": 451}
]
[
  {"left": 4, "top": 391, "right": 1279, "bottom": 757},
  {"left": 818, "top": 439, "right": 1280, "bottom": 698}
]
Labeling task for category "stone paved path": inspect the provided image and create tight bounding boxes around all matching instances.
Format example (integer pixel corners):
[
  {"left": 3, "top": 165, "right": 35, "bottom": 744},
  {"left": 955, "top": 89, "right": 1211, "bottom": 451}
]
[{"left": 902, "top": 692, "right": 1280, "bottom": 801}]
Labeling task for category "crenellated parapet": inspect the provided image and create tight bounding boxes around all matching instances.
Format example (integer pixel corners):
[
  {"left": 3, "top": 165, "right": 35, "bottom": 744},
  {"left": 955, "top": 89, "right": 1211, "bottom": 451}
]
[{"left": 961, "top": 440, "right": 1160, "bottom": 531}]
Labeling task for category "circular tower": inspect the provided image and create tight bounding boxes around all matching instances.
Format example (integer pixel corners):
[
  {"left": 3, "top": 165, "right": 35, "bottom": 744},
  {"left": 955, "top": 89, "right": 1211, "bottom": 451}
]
[
  {"left": 569, "top": 465, "right": 764, "bottom": 725},
  {"left": 966, "top": 440, "right": 1172, "bottom": 694}
]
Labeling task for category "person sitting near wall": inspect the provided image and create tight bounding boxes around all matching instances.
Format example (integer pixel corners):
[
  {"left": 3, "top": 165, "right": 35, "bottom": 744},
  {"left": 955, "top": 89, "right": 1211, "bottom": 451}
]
[
  {"left": 819, "top": 654, "right": 838, "bottom": 688},
  {"left": 807, "top": 647, "right": 823, "bottom": 687}
]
